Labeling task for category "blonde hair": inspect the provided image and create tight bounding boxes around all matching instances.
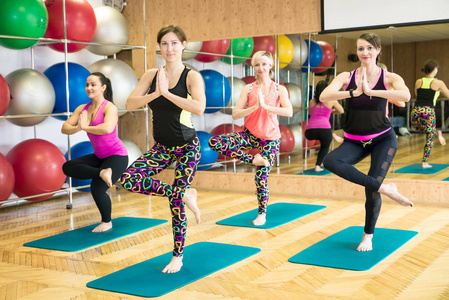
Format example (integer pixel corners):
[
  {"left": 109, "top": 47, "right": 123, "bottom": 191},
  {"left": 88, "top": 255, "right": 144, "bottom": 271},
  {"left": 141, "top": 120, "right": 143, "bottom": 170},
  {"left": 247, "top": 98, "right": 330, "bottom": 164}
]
[{"left": 251, "top": 51, "right": 275, "bottom": 79}]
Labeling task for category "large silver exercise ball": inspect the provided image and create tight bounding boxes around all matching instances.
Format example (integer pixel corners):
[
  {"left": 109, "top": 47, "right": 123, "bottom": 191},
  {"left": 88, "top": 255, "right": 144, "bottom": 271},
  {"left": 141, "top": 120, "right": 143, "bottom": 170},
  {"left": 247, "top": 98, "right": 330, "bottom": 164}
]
[
  {"left": 285, "top": 82, "right": 302, "bottom": 108},
  {"left": 287, "top": 123, "right": 303, "bottom": 155},
  {"left": 182, "top": 41, "right": 203, "bottom": 61},
  {"left": 121, "top": 139, "right": 142, "bottom": 167},
  {"left": 5, "top": 69, "right": 55, "bottom": 126},
  {"left": 285, "top": 34, "right": 308, "bottom": 71},
  {"left": 88, "top": 59, "right": 138, "bottom": 116},
  {"left": 222, "top": 77, "right": 246, "bottom": 115},
  {"left": 86, "top": 6, "right": 129, "bottom": 56}
]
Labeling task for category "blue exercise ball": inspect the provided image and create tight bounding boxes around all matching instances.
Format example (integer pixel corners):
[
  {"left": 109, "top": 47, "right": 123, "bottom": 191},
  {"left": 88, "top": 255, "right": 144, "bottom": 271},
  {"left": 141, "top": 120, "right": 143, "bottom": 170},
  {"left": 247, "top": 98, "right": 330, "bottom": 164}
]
[
  {"left": 301, "top": 40, "right": 323, "bottom": 72},
  {"left": 65, "top": 141, "right": 93, "bottom": 192},
  {"left": 196, "top": 131, "right": 218, "bottom": 170},
  {"left": 44, "top": 62, "right": 91, "bottom": 120},
  {"left": 200, "top": 69, "right": 231, "bottom": 113}
]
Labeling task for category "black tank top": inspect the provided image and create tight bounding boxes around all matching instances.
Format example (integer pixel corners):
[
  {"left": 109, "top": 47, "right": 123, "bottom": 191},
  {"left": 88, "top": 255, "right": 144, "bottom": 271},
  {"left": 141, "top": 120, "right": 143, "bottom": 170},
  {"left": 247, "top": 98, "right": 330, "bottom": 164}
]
[
  {"left": 148, "top": 66, "right": 196, "bottom": 147},
  {"left": 344, "top": 67, "right": 391, "bottom": 135}
]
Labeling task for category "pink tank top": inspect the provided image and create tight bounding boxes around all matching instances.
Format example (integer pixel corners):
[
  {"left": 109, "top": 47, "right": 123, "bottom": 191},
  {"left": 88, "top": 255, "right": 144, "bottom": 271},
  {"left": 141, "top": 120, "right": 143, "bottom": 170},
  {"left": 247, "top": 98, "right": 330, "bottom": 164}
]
[
  {"left": 82, "top": 100, "right": 128, "bottom": 159},
  {"left": 243, "top": 81, "right": 281, "bottom": 140},
  {"left": 306, "top": 102, "right": 332, "bottom": 129}
]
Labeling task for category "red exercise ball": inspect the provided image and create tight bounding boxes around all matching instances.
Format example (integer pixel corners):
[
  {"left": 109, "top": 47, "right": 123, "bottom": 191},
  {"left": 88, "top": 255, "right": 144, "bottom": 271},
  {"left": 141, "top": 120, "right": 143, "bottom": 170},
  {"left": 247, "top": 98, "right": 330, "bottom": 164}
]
[
  {"left": 0, "top": 74, "right": 10, "bottom": 116},
  {"left": 0, "top": 153, "right": 14, "bottom": 201},
  {"left": 313, "top": 41, "right": 335, "bottom": 74},
  {"left": 245, "top": 35, "right": 276, "bottom": 65},
  {"left": 6, "top": 139, "right": 66, "bottom": 201},
  {"left": 44, "top": 0, "right": 97, "bottom": 53},
  {"left": 210, "top": 123, "right": 243, "bottom": 165},
  {"left": 194, "top": 39, "right": 230, "bottom": 63},
  {"left": 279, "top": 125, "right": 295, "bottom": 158}
]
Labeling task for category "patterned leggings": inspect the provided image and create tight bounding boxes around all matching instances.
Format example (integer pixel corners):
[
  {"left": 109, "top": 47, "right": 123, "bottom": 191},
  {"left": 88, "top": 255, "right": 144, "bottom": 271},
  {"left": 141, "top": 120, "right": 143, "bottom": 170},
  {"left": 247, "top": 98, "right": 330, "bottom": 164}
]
[
  {"left": 208, "top": 129, "right": 280, "bottom": 214},
  {"left": 120, "top": 137, "right": 200, "bottom": 257},
  {"left": 411, "top": 106, "right": 436, "bottom": 162}
]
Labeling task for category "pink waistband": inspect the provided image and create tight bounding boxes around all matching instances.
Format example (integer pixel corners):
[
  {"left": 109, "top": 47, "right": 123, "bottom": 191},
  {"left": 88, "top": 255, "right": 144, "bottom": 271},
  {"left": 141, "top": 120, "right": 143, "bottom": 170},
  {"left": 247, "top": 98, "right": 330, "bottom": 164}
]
[{"left": 344, "top": 128, "right": 391, "bottom": 141}]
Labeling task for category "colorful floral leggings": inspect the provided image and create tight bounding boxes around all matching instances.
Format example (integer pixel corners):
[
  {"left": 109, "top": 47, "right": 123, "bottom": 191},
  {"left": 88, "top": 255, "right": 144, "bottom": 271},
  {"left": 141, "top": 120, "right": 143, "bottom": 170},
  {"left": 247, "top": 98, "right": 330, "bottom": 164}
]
[
  {"left": 120, "top": 137, "right": 200, "bottom": 257},
  {"left": 208, "top": 129, "right": 280, "bottom": 214},
  {"left": 411, "top": 106, "right": 436, "bottom": 162}
]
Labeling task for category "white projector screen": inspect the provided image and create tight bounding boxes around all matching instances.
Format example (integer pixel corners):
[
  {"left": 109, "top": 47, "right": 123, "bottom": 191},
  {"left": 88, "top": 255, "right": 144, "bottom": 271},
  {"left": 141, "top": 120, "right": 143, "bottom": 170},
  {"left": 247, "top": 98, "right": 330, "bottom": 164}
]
[{"left": 322, "top": 0, "right": 449, "bottom": 32}]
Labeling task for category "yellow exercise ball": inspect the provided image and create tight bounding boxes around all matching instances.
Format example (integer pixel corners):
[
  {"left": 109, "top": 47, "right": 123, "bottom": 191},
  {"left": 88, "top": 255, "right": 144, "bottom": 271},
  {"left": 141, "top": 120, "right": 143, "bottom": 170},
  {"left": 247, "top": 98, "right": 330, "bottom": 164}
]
[{"left": 275, "top": 35, "right": 294, "bottom": 69}]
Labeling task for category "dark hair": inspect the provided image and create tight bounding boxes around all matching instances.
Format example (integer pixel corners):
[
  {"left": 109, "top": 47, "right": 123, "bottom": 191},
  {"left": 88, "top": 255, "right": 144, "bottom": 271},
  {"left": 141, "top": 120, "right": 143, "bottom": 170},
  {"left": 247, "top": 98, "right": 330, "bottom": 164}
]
[
  {"left": 422, "top": 59, "right": 438, "bottom": 75},
  {"left": 89, "top": 72, "right": 113, "bottom": 102},
  {"left": 157, "top": 25, "right": 187, "bottom": 44},
  {"left": 314, "top": 80, "right": 328, "bottom": 103},
  {"left": 358, "top": 33, "right": 382, "bottom": 63}
]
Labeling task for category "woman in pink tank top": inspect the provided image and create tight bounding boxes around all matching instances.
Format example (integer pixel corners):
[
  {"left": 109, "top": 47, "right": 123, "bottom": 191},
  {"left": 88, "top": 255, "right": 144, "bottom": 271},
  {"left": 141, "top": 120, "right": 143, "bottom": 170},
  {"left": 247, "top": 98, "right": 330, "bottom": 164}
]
[{"left": 61, "top": 72, "right": 128, "bottom": 233}]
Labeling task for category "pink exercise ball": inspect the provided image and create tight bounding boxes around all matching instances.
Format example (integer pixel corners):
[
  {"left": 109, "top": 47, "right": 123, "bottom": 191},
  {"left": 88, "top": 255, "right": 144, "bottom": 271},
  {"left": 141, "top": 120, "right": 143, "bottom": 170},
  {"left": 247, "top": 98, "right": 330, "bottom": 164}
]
[
  {"left": 0, "top": 153, "right": 14, "bottom": 201},
  {"left": 313, "top": 41, "right": 335, "bottom": 74},
  {"left": 0, "top": 74, "right": 10, "bottom": 116},
  {"left": 194, "top": 39, "right": 230, "bottom": 63},
  {"left": 6, "top": 139, "right": 66, "bottom": 201}
]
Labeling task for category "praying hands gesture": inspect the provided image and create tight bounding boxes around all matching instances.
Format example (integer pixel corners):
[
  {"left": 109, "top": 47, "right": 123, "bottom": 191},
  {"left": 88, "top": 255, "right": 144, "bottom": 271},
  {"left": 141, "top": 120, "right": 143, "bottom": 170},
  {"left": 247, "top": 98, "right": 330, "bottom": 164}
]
[{"left": 78, "top": 110, "right": 90, "bottom": 131}]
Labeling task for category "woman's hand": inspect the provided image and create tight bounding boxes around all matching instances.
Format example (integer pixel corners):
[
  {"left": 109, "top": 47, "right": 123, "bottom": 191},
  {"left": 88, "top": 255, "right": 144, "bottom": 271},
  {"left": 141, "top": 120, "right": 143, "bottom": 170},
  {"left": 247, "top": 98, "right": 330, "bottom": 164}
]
[
  {"left": 157, "top": 65, "right": 169, "bottom": 97},
  {"left": 257, "top": 86, "right": 265, "bottom": 109},
  {"left": 360, "top": 67, "right": 373, "bottom": 97},
  {"left": 78, "top": 110, "right": 90, "bottom": 131}
]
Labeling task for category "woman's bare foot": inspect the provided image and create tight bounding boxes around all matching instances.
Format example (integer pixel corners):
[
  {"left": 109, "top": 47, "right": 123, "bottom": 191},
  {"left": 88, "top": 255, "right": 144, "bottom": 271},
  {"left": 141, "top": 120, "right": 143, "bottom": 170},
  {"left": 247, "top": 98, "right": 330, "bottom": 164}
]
[
  {"left": 378, "top": 183, "right": 414, "bottom": 207},
  {"left": 314, "top": 165, "right": 324, "bottom": 172},
  {"left": 92, "top": 221, "right": 112, "bottom": 233},
  {"left": 357, "top": 232, "right": 373, "bottom": 251},
  {"left": 332, "top": 133, "right": 344, "bottom": 143},
  {"left": 252, "top": 154, "right": 269, "bottom": 167},
  {"left": 422, "top": 162, "right": 433, "bottom": 169},
  {"left": 162, "top": 256, "right": 183, "bottom": 273},
  {"left": 100, "top": 168, "right": 113, "bottom": 187},
  {"left": 182, "top": 188, "right": 200, "bottom": 223},
  {"left": 438, "top": 130, "right": 446, "bottom": 146},
  {"left": 252, "top": 213, "right": 266, "bottom": 226}
]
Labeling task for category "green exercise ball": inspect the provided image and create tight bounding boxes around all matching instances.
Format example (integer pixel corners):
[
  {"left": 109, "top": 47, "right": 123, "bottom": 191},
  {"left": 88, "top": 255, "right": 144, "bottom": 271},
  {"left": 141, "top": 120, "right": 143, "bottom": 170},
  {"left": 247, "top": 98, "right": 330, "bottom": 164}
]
[
  {"left": 0, "top": 0, "right": 48, "bottom": 49},
  {"left": 221, "top": 37, "right": 254, "bottom": 65}
]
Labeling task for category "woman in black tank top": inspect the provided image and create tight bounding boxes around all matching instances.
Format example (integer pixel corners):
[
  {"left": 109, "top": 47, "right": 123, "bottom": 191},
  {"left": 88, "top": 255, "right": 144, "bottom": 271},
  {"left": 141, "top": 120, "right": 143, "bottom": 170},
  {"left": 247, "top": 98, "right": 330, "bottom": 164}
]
[{"left": 319, "top": 33, "right": 413, "bottom": 253}]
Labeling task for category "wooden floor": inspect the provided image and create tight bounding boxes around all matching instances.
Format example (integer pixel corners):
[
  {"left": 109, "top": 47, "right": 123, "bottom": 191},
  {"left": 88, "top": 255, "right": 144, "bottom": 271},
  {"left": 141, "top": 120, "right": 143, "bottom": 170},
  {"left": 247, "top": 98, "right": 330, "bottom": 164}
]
[{"left": 1, "top": 185, "right": 449, "bottom": 299}]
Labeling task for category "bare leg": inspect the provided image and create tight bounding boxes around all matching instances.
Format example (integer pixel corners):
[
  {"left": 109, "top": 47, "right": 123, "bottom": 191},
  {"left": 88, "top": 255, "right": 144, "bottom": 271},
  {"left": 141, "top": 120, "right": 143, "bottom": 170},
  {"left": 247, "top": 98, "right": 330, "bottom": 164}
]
[
  {"left": 422, "top": 161, "right": 433, "bottom": 169},
  {"left": 378, "top": 183, "right": 413, "bottom": 207},
  {"left": 252, "top": 213, "right": 266, "bottom": 226},
  {"left": 182, "top": 188, "right": 200, "bottom": 223},
  {"left": 438, "top": 130, "right": 446, "bottom": 146},
  {"left": 252, "top": 153, "right": 269, "bottom": 167},
  {"left": 314, "top": 165, "right": 324, "bottom": 172},
  {"left": 92, "top": 221, "right": 112, "bottom": 233},
  {"left": 162, "top": 256, "right": 183, "bottom": 273},
  {"left": 357, "top": 232, "right": 373, "bottom": 251},
  {"left": 99, "top": 168, "right": 113, "bottom": 188}
]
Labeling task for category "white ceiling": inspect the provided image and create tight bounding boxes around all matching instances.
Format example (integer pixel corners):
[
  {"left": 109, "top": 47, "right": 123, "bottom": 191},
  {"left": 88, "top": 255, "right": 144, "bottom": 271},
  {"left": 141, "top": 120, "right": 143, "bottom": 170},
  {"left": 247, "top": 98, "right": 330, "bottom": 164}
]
[{"left": 322, "top": 23, "right": 449, "bottom": 45}]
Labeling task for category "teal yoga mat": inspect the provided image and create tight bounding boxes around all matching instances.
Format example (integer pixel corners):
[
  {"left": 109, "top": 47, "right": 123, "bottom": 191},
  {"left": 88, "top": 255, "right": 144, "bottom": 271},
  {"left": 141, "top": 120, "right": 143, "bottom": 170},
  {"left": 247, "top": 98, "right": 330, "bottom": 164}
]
[
  {"left": 216, "top": 202, "right": 326, "bottom": 229},
  {"left": 289, "top": 226, "right": 418, "bottom": 271},
  {"left": 394, "top": 163, "right": 449, "bottom": 174},
  {"left": 296, "top": 168, "right": 331, "bottom": 176},
  {"left": 24, "top": 217, "right": 167, "bottom": 252},
  {"left": 87, "top": 242, "right": 260, "bottom": 297}
]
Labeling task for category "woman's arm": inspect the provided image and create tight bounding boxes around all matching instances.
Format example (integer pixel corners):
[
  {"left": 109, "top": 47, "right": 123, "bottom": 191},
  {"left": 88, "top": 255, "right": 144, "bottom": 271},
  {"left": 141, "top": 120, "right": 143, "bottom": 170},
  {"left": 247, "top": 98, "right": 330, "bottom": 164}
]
[
  {"left": 233, "top": 84, "right": 257, "bottom": 120},
  {"left": 61, "top": 105, "right": 85, "bottom": 135},
  {"left": 260, "top": 85, "right": 293, "bottom": 117},
  {"left": 320, "top": 71, "right": 352, "bottom": 102},
  {"left": 79, "top": 102, "right": 119, "bottom": 135},
  {"left": 125, "top": 69, "right": 159, "bottom": 111},
  {"left": 435, "top": 79, "right": 449, "bottom": 99},
  {"left": 366, "top": 72, "right": 410, "bottom": 102}
]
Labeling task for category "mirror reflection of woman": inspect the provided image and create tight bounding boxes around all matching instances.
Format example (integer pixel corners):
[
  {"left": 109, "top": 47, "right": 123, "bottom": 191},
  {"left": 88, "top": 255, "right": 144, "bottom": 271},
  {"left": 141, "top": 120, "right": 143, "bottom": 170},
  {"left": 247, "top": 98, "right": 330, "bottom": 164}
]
[
  {"left": 320, "top": 33, "right": 413, "bottom": 252},
  {"left": 411, "top": 60, "right": 449, "bottom": 168}
]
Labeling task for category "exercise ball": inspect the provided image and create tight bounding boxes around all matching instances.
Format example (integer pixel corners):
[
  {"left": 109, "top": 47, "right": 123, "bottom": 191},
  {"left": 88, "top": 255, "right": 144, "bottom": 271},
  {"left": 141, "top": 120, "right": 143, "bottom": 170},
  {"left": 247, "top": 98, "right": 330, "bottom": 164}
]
[
  {"left": 0, "top": 74, "right": 10, "bottom": 116},
  {"left": 7, "top": 139, "right": 66, "bottom": 201},
  {"left": 88, "top": 59, "right": 138, "bottom": 116},
  {"left": 210, "top": 123, "right": 243, "bottom": 164},
  {"left": 313, "top": 41, "right": 335, "bottom": 74},
  {"left": 182, "top": 41, "right": 203, "bottom": 61},
  {"left": 285, "top": 34, "right": 308, "bottom": 71},
  {"left": 241, "top": 76, "right": 256, "bottom": 84},
  {"left": 86, "top": 5, "right": 129, "bottom": 56},
  {"left": 0, "top": 0, "right": 48, "bottom": 49},
  {"left": 245, "top": 35, "right": 276, "bottom": 65},
  {"left": 121, "top": 139, "right": 142, "bottom": 167},
  {"left": 194, "top": 39, "right": 230, "bottom": 63},
  {"left": 197, "top": 131, "right": 218, "bottom": 170},
  {"left": 285, "top": 82, "right": 302, "bottom": 108},
  {"left": 200, "top": 69, "right": 231, "bottom": 113},
  {"left": 302, "top": 40, "right": 323, "bottom": 72},
  {"left": 5, "top": 69, "right": 55, "bottom": 126},
  {"left": 276, "top": 35, "right": 294, "bottom": 69},
  {"left": 286, "top": 123, "right": 303, "bottom": 155},
  {"left": 0, "top": 153, "right": 14, "bottom": 201},
  {"left": 222, "top": 77, "right": 246, "bottom": 114},
  {"left": 44, "top": 0, "right": 96, "bottom": 53},
  {"left": 65, "top": 141, "right": 93, "bottom": 192},
  {"left": 279, "top": 125, "right": 295, "bottom": 158},
  {"left": 44, "top": 62, "right": 90, "bottom": 120},
  {"left": 221, "top": 37, "right": 254, "bottom": 65}
]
